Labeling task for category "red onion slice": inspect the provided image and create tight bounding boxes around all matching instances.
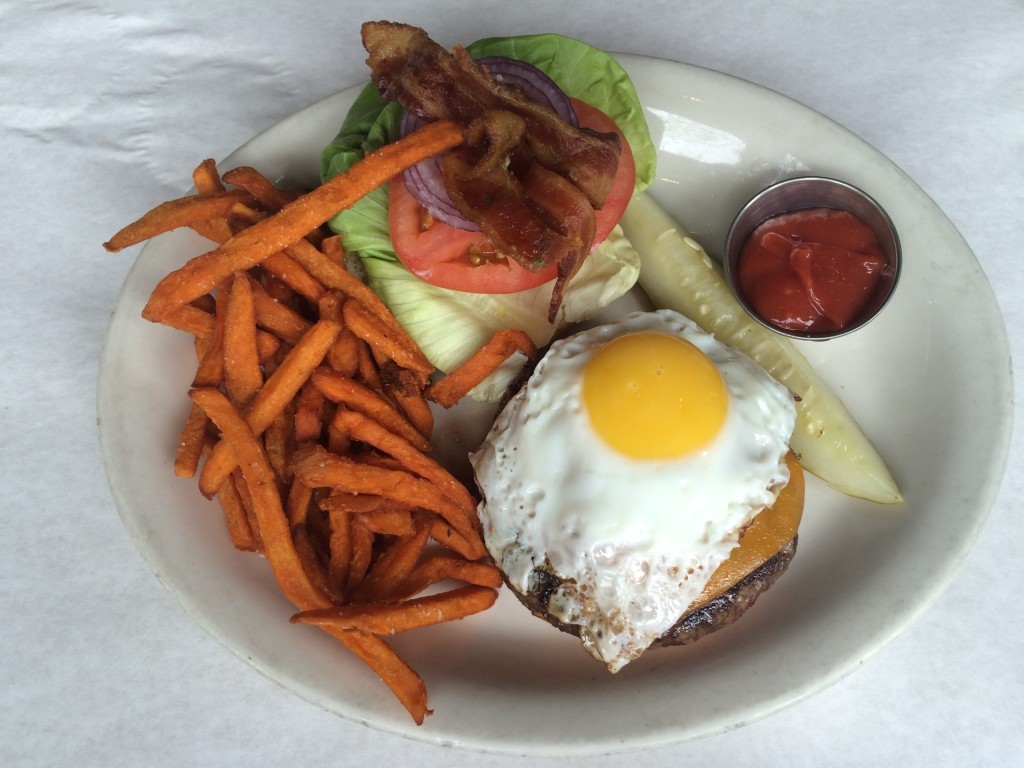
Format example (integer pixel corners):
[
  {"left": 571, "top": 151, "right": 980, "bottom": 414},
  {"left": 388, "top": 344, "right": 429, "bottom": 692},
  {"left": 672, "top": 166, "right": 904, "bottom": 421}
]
[
  {"left": 399, "top": 115, "right": 479, "bottom": 230},
  {"left": 474, "top": 56, "right": 579, "bottom": 128},
  {"left": 399, "top": 56, "right": 579, "bottom": 232}
]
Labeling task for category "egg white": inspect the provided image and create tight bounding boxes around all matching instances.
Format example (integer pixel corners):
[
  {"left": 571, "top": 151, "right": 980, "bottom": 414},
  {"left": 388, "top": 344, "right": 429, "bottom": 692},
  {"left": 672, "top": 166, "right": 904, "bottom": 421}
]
[{"left": 469, "top": 309, "right": 797, "bottom": 671}]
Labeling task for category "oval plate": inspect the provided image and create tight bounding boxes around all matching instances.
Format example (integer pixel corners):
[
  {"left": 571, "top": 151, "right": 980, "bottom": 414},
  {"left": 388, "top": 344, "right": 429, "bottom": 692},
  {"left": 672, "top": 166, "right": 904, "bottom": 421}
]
[{"left": 98, "top": 54, "right": 1012, "bottom": 755}]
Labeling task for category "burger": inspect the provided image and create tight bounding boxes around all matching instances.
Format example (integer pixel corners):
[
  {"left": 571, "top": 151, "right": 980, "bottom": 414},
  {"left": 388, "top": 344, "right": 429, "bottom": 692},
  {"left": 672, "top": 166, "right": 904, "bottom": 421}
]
[{"left": 470, "top": 309, "right": 803, "bottom": 671}]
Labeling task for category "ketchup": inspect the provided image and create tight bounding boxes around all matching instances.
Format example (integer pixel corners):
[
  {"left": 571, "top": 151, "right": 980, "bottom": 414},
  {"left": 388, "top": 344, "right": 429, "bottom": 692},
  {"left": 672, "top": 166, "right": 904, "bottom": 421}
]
[{"left": 737, "top": 208, "right": 887, "bottom": 334}]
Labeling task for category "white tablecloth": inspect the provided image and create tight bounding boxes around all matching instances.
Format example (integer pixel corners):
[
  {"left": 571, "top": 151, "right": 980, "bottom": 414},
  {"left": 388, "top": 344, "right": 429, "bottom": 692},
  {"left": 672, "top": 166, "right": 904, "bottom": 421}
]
[{"left": 3, "top": 1, "right": 1021, "bottom": 765}]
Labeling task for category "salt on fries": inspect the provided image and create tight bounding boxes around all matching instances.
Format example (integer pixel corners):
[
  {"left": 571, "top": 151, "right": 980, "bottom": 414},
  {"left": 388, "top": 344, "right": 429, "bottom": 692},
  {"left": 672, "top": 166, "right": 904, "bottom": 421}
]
[{"left": 104, "top": 121, "right": 539, "bottom": 724}]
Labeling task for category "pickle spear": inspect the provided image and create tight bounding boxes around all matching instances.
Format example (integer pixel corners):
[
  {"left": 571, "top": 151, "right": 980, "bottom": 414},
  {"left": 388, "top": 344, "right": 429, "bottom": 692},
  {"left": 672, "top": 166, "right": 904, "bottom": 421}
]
[{"left": 620, "top": 192, "right": 902, "bottom": 504}]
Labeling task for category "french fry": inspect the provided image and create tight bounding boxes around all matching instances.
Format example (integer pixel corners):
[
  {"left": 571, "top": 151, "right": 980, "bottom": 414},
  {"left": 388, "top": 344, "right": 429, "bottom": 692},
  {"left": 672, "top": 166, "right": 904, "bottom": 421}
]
[
  {"left": 217, "top": 471, "right": 258, "bottom": 552},
  {"left": 190, "top": 387, "right": 327, "bottom": 606},
  {"left": 349, "top": 514, "right": 432, "bottom": 602},
  {"left": 152, "top": 303, "right": 280, "bottom": 360},
  {"left": 354, "top": 340, "right": 384, "bottom": 392},
  {"left": 261, "top": 251, "right": 325, "bottom": 304},
  {"left": 225, "top": 202, "right": 266, "bottom": 232},
  {"left": 326, "top": 507, "right": 353, "bottom": 597},
  {"left": 342, "top": 298, "right": 433, "bottom": 383},
  {"left": 292, "top": 524, "right": 343, "bottom": 603},
  {"left": 194, "top": 390, "right": 431, "bottom": 721},
  {"left": 293, "top": 234, "right": 426, "bottom": 364},
  {"left": 285, "top": 476, "right": 313, "bottom": 528},
  {"left": 318, "top": 293, "right": 362, "bottom": 378},
  {"left": 157, "top": 304, "right": 216, "bottom": 340},
  {"left": 320, "top": 496, "right": 419, "bottom": 538},
  {"left": 244, "top": 320, "right": 342, "bottom": 430},
  {"left": 190, "top": 293, "right": 217, "bottom": 314},
  {"left": 326, "top": 409, "right": 352, "bottom": 455},
  {"left": 317, "top": 291, "right": 344, "bottom": 322},
  {"left": 319, "top": 492, "right": 385, "bottom": 515},
  {"left": 428, "top": 519, "right": 486, "bottom": 561},
  {"left": 356, "top": 507, "right": 417, "bottom": 537},
  {"left": 395, "top": 555, "right": 503, "bottom": 600},
  {"left": 286, "top": 236, "right": 377, "bottom": 303},
  {"left": 140, "top": 120, "right": 464, "bottom": 321},
  {"left": 176, "top": 337, "right": 213, "bottom": 477},
  {"left": 263, "top": 407, "right": 292, "bottom": 482},
  {"left": 332, "top": 409, "right": 476, "bottom": 521},
  {"left": 103, "top": 189, "right": 258, "bottom": 252},
  {"left": 222, "top": 274, "right": 262, "bottom": 408},
  {"left": 380, "top": 362, "right": 434, "bottom": 440},
  {"left": 291, "top": 585, "right": 498, "bottom": 634},
  {"left": 190, "top": 159, "right": 234, "bottom": 243},
  {"left": 193, "top": 290, "right": 229, "bottom": 387},
  {"left": 327, "top": 629, "right": 430, "bottom": 725},
  {"left": 292, "top": 445, "right": 477, "bottom": 541},
  {"left": 250, "top": 280, "right": 313, "bottom": 345},
  {"left": 260, "top": 272, "right": 299, "bottom": 306},
  {"left": 174, "top": 402, "right": 209, "bottom": 478},
  {"left": 347, "top": 517, "right": 375, "bottom": 595},
  {"left": 192, "top": 159, "right": 226, "bottom": 195},
  {"left": 230, "top": 467, "right": 264, "bottom": 553},
  {"left": 326, "top": 329, "right": 362, "bottom": 378},
  {"left": 221, "top": 165, "right": 295, "bottom": 212},
  {"left": 256, "top": 333, "right": 282, "bottom": 362},
  {"left": 311, "top": 367, "right": 432, "bottom": 454},
  {"left": 427, "top": 328, "right": 538, "bottom": 408},
  {"left": 198, "top": 320, "right": 342, "bottom": 497},
  {"left": 293, "top": 381, "right": 325, "bottom": 444},
  {"left": 357, "top": 452, "right": 407, "bottom": 473},
  {"left": 321, "top": 233, "right": 346, "bottom": 265}
]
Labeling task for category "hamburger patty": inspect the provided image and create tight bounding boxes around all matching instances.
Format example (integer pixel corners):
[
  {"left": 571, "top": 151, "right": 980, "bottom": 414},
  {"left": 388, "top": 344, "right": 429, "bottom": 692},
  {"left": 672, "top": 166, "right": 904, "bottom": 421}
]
[
  {"left": 504, "top": 535, "right": 798, "bottom": 651},
  {"left": 652, "top": 535, "right": 797, "bottom": 647}
]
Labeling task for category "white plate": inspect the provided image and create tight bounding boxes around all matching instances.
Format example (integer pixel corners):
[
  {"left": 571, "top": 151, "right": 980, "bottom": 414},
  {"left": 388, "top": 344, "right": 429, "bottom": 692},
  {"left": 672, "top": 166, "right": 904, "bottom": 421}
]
[{"left": 98, "top": 54, "right": 1012, "bottom": 755}]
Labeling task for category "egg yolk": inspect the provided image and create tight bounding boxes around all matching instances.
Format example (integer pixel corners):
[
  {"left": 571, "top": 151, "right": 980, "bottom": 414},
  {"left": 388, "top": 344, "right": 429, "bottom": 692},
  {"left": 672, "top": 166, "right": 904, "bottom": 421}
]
[{"left": 582, "top": 332, "right": 728, "bottom": 459}]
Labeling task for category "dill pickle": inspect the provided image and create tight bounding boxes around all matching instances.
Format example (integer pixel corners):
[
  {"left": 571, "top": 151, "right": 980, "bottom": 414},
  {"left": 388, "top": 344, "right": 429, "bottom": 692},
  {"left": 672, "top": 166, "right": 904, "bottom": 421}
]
[{"left": 620, "top": 193, "right": 902, "bottom": 504}]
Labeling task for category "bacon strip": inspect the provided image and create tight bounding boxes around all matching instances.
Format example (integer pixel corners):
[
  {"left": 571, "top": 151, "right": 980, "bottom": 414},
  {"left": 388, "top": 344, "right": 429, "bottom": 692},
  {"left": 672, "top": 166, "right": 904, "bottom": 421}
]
[
  {"left": 361, "top": 21, "right": 620, "bottom": 321},
  {"left": 362, "top": 22, "right": 620, "bottom": 204}
]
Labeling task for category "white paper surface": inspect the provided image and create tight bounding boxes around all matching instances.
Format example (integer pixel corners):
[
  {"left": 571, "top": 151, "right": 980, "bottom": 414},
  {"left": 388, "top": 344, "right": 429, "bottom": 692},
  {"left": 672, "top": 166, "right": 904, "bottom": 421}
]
[{"left": 2, "top": 0, "right": 1021, "bottom": 765}]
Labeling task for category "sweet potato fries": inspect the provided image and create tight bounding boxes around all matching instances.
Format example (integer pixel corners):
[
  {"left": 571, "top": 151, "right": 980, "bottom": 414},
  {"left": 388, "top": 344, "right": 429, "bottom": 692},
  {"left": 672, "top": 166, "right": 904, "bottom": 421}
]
[{"left": 104, "top": 121, "right": 538, "bottom": 724}]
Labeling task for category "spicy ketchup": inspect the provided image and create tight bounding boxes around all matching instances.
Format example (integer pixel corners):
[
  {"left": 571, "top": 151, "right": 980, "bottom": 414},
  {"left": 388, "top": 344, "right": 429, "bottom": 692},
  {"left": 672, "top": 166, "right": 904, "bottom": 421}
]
[{"left": 737, "top": 208, "right": 887, "bottom": 334}]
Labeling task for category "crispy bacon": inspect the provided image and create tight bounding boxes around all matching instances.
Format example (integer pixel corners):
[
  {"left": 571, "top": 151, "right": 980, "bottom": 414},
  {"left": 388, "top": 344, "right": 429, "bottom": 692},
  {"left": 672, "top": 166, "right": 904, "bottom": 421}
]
[
  {"left": 361, "top": 21, "right": 622, "bottom": 321},
  {"left": 518, "top": 162, "right": 597, "bottom": 318}
]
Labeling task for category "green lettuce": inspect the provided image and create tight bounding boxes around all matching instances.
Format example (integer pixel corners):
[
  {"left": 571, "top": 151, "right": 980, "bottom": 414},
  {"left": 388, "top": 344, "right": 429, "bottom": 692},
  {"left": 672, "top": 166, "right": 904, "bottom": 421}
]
[
  {"left": 321, "top": 92, "right": 402, "bottom": 260},
  {"left": 361, "top": 225, "right": 639, "bottom": 400},
  {"left": 319, "top": 33, "right": 654, "bottom": 401}
]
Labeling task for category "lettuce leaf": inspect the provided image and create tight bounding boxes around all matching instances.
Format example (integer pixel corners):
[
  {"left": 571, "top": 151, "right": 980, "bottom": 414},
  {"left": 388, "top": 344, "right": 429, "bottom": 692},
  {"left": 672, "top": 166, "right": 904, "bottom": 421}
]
[
  {"left": 319, "top": 83, "right": 388, "bottom": 180},
  {"left": 321, "top": 94, "right": 402, "bottom": 260},
  {"left": 362, "top": 226, "right": 640, "bottom": 401}
]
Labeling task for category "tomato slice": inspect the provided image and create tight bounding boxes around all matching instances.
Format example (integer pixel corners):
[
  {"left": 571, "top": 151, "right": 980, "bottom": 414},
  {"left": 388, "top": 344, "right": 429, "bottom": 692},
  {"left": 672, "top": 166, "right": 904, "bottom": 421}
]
[
  {"left": 574, "top": 99, "right": 636, "bottom": 248},
  {"left": 388, "top": 98, "right": 637, "bottom": 294}
]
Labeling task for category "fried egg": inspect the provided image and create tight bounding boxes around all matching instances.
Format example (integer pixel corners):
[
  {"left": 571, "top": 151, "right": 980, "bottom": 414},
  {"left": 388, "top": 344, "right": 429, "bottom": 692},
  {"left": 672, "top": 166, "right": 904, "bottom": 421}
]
[{"left": 469, "top": 309, "right": 797, "bottom": 671}]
